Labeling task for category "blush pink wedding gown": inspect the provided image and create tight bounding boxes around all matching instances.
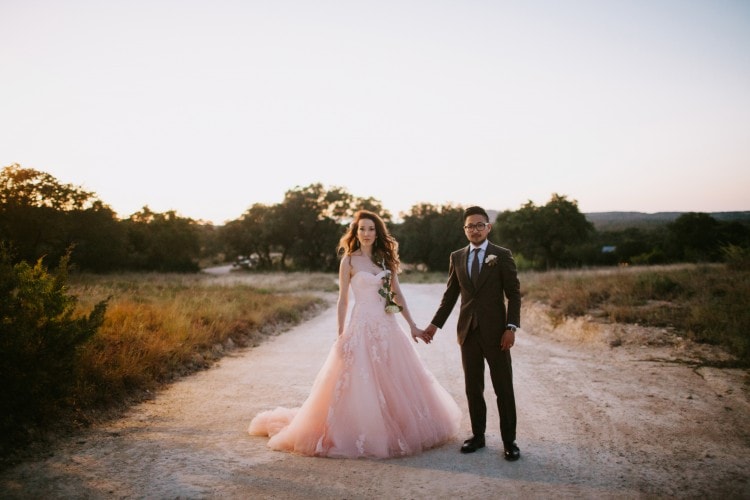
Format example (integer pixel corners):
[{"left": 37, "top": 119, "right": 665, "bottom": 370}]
[{"left": 248, "top": 271, "right": 462, "bottom": 458}]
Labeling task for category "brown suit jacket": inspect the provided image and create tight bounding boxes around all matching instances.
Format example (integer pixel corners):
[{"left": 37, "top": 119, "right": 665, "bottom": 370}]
[{"left": 430, "top": 241, "right": 521, "bottom": 345}]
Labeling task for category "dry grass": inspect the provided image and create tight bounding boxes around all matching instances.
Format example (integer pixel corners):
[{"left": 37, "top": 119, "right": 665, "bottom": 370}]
[
  {"left": 521, "top": 264, "right": 750, "bottom": 366},
  {"left": 68, "top": 272, "right": 328, "bottom": 414},
  {"left": 6, "top": 265, "right": 745, "bottom": 465},
  {"left": 390, "top": 264, "right": 747, "bottom": 366},
  {"left": 207, "top": 271, "right": 340, "bottom": 293},
  {"left": 63, "top": 264, "right": 748, "bottom": 421}
]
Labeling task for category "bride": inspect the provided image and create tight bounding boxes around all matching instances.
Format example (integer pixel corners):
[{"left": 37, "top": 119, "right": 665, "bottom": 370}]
[{"left": 248, "top": 209, "right": 461, "bottom": 458}]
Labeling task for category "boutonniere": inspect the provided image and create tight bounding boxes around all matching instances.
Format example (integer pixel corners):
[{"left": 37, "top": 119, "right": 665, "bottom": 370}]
[
  {"left": 378, "top": 260, "right": 403, "bottom": 314},
  {"left": 484, "top": 254, "right": 498, "bottom": 267}
]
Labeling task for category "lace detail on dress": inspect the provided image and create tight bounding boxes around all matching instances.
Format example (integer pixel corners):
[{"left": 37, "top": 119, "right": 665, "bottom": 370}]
[
  {"left": 356, "top": 434, "right": 366, "bottom": 455},
  {"left": 247, "top": 271, "right": 462, "bottom": 458}
]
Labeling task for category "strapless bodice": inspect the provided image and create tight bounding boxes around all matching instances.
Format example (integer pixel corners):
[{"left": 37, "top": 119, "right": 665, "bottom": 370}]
[{"left": 351, "top": 271, "right": 387, "bottom": 306}]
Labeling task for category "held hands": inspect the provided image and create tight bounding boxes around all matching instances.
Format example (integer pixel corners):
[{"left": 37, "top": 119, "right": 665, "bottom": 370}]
[
  {"left": 409, "top": 324, "right": 430, "bottom": 344},
  {"left": 412, "top": 323, "right": 514, "bottom": 348},
  {"left": 421, "top": 324, "right": 437, "bottom": 345}
]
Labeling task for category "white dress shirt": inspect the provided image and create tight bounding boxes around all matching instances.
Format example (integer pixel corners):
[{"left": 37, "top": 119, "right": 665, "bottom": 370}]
[{"left": 468, "top": 240, "right": 489, "bottom": 279}]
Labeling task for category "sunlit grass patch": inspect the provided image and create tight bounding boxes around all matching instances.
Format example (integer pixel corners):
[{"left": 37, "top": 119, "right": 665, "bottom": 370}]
[{"left": 68, "top": 272, "right": 327, "bottom": 412}]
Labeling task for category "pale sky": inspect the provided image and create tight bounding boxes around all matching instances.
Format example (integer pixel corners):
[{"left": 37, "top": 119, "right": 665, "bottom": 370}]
[{"left": 2, "top": 0, "right": 749, "bottom": 224}]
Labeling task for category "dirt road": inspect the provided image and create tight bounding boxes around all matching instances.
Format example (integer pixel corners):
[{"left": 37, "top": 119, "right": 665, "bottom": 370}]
[{"left": 1, "top": 283, "right": 748, "bottom": 499}]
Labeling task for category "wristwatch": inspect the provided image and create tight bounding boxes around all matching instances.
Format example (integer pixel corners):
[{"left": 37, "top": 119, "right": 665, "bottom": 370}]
[{"left": 506, "top": 325, "right": 517, "bottom": 333}]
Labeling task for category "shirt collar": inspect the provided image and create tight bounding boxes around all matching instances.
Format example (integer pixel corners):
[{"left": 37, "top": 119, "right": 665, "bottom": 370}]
[{"left": 470, "top": 240, "right": 489, "bottom": 253}]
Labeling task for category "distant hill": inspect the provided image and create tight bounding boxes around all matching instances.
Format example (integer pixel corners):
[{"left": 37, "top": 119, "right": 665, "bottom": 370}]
[
  {"left": 481, "top": 209, "right": 750, "bottom": 231},
  {"left": 584, "top": 211, "right": 750, "bottom": 231}
]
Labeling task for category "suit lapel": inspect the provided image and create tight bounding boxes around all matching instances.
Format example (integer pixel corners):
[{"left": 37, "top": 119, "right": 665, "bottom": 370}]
[
  {"left": 458, "top": 246, "right": 472, "bottom": 287},
  {"left": 474, "top": 243, "right": 496, "bottom": 291}
]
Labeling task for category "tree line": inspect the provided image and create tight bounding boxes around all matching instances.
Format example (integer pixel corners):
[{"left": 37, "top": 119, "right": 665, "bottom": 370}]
[
  {"left": 4, "top": 163, "right": 748, "bottom": 457},
  {"left": 2, "top": 164, "right": 749, "bottom": 273}
]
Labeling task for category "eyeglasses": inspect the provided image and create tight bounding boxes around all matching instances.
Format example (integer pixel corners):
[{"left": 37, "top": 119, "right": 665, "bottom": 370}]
[{"left": 463, "top": 222, "right": 488, "bottom": 232}]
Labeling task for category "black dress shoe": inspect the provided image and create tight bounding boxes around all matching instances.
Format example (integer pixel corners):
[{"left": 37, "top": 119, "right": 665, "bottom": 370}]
[
  {"left": 504, "top": 442, "right": 520, "bottom": 461},
  {"left": 460, "top": 436, "right": 485, "bottom": 454}
]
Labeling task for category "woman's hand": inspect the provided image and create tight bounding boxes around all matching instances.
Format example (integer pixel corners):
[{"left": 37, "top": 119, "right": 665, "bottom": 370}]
[{"left": 410, "top": 324, "right": 428, "bottom": 343}]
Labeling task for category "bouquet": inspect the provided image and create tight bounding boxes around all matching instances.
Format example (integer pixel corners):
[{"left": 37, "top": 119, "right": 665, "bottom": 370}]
[{"left": 378, "top": 261, "right": 403, "bottom": 313}]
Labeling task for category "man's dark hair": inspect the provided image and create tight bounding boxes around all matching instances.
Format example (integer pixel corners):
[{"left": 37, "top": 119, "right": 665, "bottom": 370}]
[{"left": 463, "top": 206, "right": 489, "bottom": 222}]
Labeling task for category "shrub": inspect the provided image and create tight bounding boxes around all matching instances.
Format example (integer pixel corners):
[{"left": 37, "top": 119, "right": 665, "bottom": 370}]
[
  {"left": 0, "top": 248, "right": 107, "bottom": 452},
  {"left": 722, "top": 244, "right": 750, "bottom": 271}
]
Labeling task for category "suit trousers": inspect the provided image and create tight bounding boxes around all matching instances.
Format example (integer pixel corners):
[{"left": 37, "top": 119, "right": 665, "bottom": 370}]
[{"left": 460, "top": 325, "right": 517, "bottom": 445}]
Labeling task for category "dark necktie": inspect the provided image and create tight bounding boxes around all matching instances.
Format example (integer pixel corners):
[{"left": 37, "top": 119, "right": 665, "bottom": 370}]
[{"left": 471, "top": 248, "right": 480, "bottom": 287}]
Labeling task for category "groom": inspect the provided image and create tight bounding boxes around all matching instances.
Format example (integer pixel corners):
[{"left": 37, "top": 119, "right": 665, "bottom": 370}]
[{"left": 423, "top": 206, "right": 522, "bottom": 461}]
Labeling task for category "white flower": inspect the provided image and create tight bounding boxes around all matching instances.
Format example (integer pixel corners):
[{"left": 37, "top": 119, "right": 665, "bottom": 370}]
[
  {"left": 484, "top": 254, "right": 498, "bottom": 266},
  {"left": 379, "top": 259, "right": 403, "bottom": 313}
]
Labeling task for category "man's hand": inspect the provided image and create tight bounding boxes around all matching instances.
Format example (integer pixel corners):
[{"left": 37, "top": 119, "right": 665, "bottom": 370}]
[
  {"left": 501, "top": 329, "right": 515, "bottom": 351},
  {"left": 422, "top": 324, "right": 438, "bottom": 344}
]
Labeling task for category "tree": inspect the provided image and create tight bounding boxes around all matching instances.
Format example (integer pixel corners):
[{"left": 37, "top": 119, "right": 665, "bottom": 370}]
[
  {"left": 123, "top": 207, "right": 201, "bottom": 272},
  {"left": 222, "top": 184, "right": 388, "bottom": 271},
  {"left": 666, "top": 212, "right": 721, "bottom": 262},
  {"left": 494, "top": 200, "right": 541, "bottom": 266},
  {"left": 277, "top": 184, "right": 356, "bottom": 271},
  {"left": 220, "top": 203, "right": 276, "bottom": 269},
  {"left": 494, "top": 194, "right": 594, "bottom": 269},
  {"left": 0, "top": 164, "right": 95, "bottom": 210},
  {"left": 397, "top": 203, "right": 466, "bottom": 271},
  {"left": 594, "top": 227, "right": 662, "bottom": 265},
  {"left": 0, "top": 164, "right": 124, "bottom": 270},
  {"left": 64, "top": 202, "right": 127, "bottom": 271}
]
